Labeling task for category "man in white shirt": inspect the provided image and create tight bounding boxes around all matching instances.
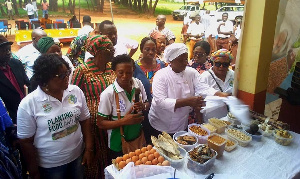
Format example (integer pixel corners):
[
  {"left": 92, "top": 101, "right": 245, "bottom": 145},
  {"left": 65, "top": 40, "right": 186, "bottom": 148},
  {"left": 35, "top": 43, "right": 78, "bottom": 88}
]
[
  {"left": 77, "top": 15, "right": 93, "bottom": 36},
  {"left": 201, "top": 10, "right": 212, "bottom": 31},
  {"left": 5, "top": 0, "right": 14, "bottom": 20},
  {"left": 149, "top": 15, "right": 176, "bottom": 45},
  {"left": 187, "top": 14, "right": 205, "bottom": 60},
  {"left": 23, "top": 1, "right": 35, "bottom": 19},
  {"left": 149, "top": 43, "right": 228, "bottom": 135},
  {"left": 216, "top": 13, "right": 233, "bottom": 50},
  {"left": 16, "top": 29, "right": 47, "bottom": 79},
  {"left": 181, "top": 12, "right": 192, "bottom": 44}
]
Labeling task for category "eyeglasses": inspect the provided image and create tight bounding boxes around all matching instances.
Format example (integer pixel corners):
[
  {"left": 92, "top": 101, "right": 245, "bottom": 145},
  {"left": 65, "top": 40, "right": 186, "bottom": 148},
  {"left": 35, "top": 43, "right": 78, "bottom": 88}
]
[
  {"left": 55, "top": 70, "right": 71, "bottom": 79},
  {"left": 194, "top": 52, "right": 206, "bottom": 57},
  {"left": 214, "top": 62, "right": 230, "bottom": 68}
]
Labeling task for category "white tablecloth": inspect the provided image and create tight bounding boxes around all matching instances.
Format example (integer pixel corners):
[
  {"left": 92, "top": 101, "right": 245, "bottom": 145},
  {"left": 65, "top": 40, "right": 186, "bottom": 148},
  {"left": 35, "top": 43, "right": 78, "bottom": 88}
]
[{"left": 105, "top": 131, "right": 300, "bottom": 179}]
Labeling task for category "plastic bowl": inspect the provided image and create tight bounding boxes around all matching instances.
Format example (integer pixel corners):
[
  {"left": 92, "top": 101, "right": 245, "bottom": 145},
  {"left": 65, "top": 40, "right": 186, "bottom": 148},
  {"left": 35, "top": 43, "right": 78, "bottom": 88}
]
[
  {"left": 156, "top": 146, "right": 186, "bottom": 169},
  {"left": 273, "top": 130, "right": 293, "bottom": 146},
  {"left": 173, "top": 131, "right": 198, "bottom": 152},
  {"left": 187, "top": 145, "right": 217, "bottom": 174},
  {"left": 225, "top": 128, "right": 252, "bottom": 147},
  {"left": 208, "top": 118, "right": 227, "bottom": 134},
  {"left": 201, "top": 123, "right": 217, "bottom": 134},
  {"left": 188, "top": 123, "right": 210, "bottom": 144},
  {"left": 207, "top": 133, "right": 226, "bottom": 158},
  {"left": 224, "top": 137, "right": 238, "bottom": 152}
]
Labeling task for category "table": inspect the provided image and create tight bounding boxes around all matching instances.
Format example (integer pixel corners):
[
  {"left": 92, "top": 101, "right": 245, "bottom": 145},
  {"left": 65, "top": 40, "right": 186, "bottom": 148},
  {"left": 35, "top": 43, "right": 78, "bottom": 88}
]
[
  {"left": 15, "top": 29, "right": 79, "bottom": 45},
  {"left": 105, "top": 130, "right": 300, "bottom": 179}
]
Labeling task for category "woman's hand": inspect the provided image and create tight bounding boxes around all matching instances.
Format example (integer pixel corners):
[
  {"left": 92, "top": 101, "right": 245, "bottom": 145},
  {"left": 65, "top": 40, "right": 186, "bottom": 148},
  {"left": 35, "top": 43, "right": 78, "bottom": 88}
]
[
  {"left": 133, "top": 102, "right": 143, "bottom": 112},
  {"left": 82, "top": 149, "right": 94, "bottom": 167},
  {"left": 121, "top": 107, "right": 144, "bottom": 125}
]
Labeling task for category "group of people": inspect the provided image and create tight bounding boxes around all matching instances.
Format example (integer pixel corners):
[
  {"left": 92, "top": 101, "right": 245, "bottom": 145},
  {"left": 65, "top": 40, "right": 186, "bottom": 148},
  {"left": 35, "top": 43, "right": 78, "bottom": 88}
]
[
  {"left": 0, "top": 14, "right": 235, "bottom": 179},
  {"left": 23, "top": 0, "right": 49, "bottom": 19}
]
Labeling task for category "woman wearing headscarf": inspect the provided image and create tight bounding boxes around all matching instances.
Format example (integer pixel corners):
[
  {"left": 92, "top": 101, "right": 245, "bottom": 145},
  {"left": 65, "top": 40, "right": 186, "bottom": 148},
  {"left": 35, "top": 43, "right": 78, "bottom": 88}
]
[
  {"left": 199, "top": 49, "right": 234, "bottom": 95},
  {"left": 149, "top": 31, "right": 167, "bottom": 62},
  {"left": 17, "top": 54, "right": 92, "bottom": 179},
  {"left": 189, "top": 41, "right": 212, "bottom": 74},
  {"left": 71, "top": 35, "right": 115, "bottom": 179},
  {"left": 148, "top": 43, "right": 229, "bottom": 136}
]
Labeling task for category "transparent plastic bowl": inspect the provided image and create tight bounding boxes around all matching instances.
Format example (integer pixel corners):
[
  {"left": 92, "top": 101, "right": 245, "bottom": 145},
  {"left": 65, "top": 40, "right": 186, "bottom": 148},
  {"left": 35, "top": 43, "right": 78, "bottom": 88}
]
[
  {"left": 173, "top": 131, "right": 198, "bottom": 152},
  {"left": 207, "top": 133, "right": 226, "bottom": 158},
  {"left": 188, "top": 123, "right": 210, "bottom": 144},
  {"left": 156, "top": 146, "right": 186, "bottom": 169},
  {"left": 208, "top": 118, "right": 227, "bottom": 134},
  {"left": 187, "top": 145, "right": 217, "bottom": 174},
  {"left": 201, "top": 123, "right": 217, "bottom": 134},
  {"left": 273, "top": 130, "right": 293, "bottom": 146},
  {"left": 224, "top": 137, "right": 238, "bottom": 152},
  {"left": 225, "top": 128, "right": 252, "bottom": 147}
]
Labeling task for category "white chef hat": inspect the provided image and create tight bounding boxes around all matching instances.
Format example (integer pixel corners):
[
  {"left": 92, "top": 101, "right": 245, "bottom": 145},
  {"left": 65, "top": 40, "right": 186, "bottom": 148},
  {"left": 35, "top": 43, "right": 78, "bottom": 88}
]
[{"left": 164, "top": 43, "right": 188, "bottom": 63}]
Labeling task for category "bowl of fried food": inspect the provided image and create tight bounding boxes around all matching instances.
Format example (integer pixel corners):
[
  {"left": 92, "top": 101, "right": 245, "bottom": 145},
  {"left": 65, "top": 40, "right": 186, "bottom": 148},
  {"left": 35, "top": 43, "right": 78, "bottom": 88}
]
[
  {"left": 173, "top": 131, "right": 198, "bottom": 152},
  {"left": 273, "top": 129, "right": 293, "bottom": 146}
]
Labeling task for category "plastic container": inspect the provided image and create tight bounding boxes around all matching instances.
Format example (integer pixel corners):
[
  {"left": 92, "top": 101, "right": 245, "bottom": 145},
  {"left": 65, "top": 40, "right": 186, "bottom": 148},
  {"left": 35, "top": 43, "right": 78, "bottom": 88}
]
[
  {"left": 173, "top": 131, "right": 198, "bottom": 152},
  {"left": 187, "top": 145, "right": 217, "bottom": 174},
  {"left": 207, "top": 134, "right": 226, "bottom": 158},
  {"left": 208, "top": 118, "right": 227, "bottom": 134},
  {"left": 273, "top": 130, "right": 293, "bottom": 146},
  {"left": 224, "top": 137, "right": 238, "bottom": 152},
  {"left": 156, "top": 146, "right": 186, "bottom": 169},
  {"left": 201, "top": 123, "right": 217, "bottom": 134},
  {"left": 188, "top": 124, "right": 210, "bottom": 144},
  {"left": 225, "top": 128, "right": 252, "bottom": 147}
]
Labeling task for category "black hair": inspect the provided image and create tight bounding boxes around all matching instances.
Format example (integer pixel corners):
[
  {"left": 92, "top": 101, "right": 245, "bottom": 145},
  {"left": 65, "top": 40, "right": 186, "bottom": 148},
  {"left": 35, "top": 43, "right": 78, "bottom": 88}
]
[
  {"left": 195, "top": 14, "right": 201, "bottom": 18},
  {"left": 193, "top": 41, "right": 211, "bottom": 55},
  {"left": 222, "top": 12, "right": 229, "bottom": 16},
  {"left": 140, "top": 37, "right": 156, "bottom": 53},
  {"left": 32, "top": 54, "right": 71, "bottom": 87},
  {"left": 99, "top": 20, "right": 114, "bottom": 33},
  {"left": 111, "top": 54, "right": 135, "bottom": 71}
]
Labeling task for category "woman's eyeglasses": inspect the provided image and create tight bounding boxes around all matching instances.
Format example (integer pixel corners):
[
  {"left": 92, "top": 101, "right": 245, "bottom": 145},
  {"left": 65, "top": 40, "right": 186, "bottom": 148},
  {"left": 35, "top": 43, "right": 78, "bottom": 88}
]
[
  {"left": 194, "top": 52, "right": 206, "bottom": 57},
  {"left": 55, "top": 70, "right": 71, "bottom": 79},
  {"left": 214, "top": 62, "right": 230, "bottom": 68}
]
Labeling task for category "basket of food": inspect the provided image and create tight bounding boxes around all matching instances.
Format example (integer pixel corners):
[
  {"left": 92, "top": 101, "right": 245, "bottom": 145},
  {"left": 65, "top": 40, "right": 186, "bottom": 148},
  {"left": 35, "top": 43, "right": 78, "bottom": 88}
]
[
  {"left": 273, "top": 129, "right": 293, "bottom": 146},
  {"left": 209, "top": 118, "right": 228, "bottom": 134},
  {"left": 225, "top": 128, "right": 252, "bottom": 147},
  {"left": 173, "top": 131, "right": 198, "bottom": 152},
  {"left": 201, "top": 123, "right": 217, "bottom": 134},
  {"left": 207, "top": 133, "right": 226, "bottom": 158},
  {"left": 151, "top": 132, "right": 186, "bottom": 169},
  {"left": 188, "top": 124, "right": 210, "bottom": 143},
  {"left": 187, "top": 144, "right": 217, "bottom": 174}
]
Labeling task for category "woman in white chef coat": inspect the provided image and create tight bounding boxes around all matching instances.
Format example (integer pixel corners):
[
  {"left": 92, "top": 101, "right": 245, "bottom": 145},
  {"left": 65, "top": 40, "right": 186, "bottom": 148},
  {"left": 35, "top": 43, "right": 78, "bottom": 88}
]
[{"left": 148, "top": 43, "right": 229, "bottom": 136}]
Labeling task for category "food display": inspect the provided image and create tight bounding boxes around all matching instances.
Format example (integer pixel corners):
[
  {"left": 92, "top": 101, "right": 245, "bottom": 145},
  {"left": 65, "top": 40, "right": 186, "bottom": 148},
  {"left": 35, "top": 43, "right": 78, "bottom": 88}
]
[
  {"left": 176, "top": 135, "right": 197, "bottom": 145},
  {"left": 225, "top": 138, "right": 237, "bottom": 152},
  {"left": 207, "top": 134, "right": 226, "bottom": 158},
  {"left": 208, "top": 118, "right": 227, "bottom": 133},
  {"left": 112, "top": 145, "right": 170, "bottom": 170},
  {"left": 173, "top": 131, "right": 198, "bottom": 152},
  {"left": 201, "top": 123, "right": 217, "bottom": 133},
  {"left": 259, "top": 121, "right": 274, "bottom": 137},
  {"left": 188, "top": 124, "right": 210, "bottom": 143},
  {"left": 226, "top": 128, "right": 252, "bottom": 147},
  {"left": 245, "top": 124, "right": 262, "bottom": 141},
  {"left": 152, "top": 132, "right": 186, "bottom": 168},
  {"left": 187, "top": 145, "right": 217, "bottom": 173},
  {"left": 273, "top": 130, "right": 293, "bottom": 146},
  {"left": 250, "top": 110, "right": 290, "bottom": 130}
]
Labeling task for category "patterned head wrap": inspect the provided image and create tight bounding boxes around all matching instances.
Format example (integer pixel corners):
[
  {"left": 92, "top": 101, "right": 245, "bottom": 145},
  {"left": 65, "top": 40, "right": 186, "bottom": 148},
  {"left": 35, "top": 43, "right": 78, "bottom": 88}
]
[
  {"left": 37, "top": 37, "right": 55, "bottom": 54},
  {"left": 211, "top": 49, "right": 233, "bottom": 62},
  {"left": 85, "top": 35, "right": 112, "bottom": 56},
  {"left": 150, "top": 30, "right": 166, "bottom": 40},
  {"left": 164, "top": 43, "right": 188, "bottom": 63}
]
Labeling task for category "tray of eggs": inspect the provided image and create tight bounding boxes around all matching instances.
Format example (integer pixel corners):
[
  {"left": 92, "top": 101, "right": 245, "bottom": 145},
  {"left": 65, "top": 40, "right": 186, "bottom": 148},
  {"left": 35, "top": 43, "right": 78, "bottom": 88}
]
[{"left": 112, "top": 145, "right": 170, "bottom": 170}]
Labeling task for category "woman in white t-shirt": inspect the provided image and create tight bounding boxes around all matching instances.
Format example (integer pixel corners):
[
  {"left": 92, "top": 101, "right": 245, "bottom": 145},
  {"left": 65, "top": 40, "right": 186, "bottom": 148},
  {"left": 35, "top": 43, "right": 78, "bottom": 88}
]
[{"left": 17, "top": 54, "right": 93, "bottom": 179}]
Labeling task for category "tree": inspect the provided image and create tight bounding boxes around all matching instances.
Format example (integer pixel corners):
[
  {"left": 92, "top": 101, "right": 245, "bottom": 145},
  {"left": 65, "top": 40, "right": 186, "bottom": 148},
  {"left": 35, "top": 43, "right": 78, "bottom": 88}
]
[
  {"left": 150, "top": 0, "right": 158, "bottom": 15},
  {"left": 49, "top": 0, "right": 58, "bottom": 11},
  {"left": 12, "top": 0, "right": 19, "bottom": 15}
]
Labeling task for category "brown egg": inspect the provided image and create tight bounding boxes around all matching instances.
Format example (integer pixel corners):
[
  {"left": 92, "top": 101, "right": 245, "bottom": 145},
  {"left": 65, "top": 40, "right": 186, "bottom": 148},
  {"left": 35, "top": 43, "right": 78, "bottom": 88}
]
[
  {"left": 123, "top": 154, "right": 129, "bottom": 161},
  {"left": 129, "top": 152, "right": 135, "bottom": 158},
  {"left": 148, "top": 154, "right": 155, "bottom": 161},
  {"left": 141, "top": 157, "right": 148, "bottom": 164},
  {"left": 144, "top": 151, "right": 150, "bottom": 157},
  {"left": 119, "top": 161, "right": 126, "bottom": 169},
  {"left": 139, "top": 153, "right": 145, "bottom": 159},
  {"left": 141, "top": 147, "right": 147, "bottom": 153},
  {"left": 157, "top": 163, "right": 162, "bottom": 166},
  {"left": 146, "top": 145, "right": 153, "bottom": 150},
  {"left": 162, "top": 160, "right": 170, "bottom": 166},
  {"left": 135, "top": 149, "right": 142, "bottom": 156},
  {"left": 152, "top": 158, "right": 158, "bottom": 165},
  {"left": 125, "top": 158, "right": 131, "bottom": 164},
  {"left": 150, "top": 148, "right": 156, "bottom": 154},
  {"left": 115, "top": 157, "right": 123, "bottom": 164},
  {"left": 158, "top": 156, "right": 164, "bottom": 163},
  {"left": 135, "top": 160, "right": 142, "bottom": 165},
  {"left": 131, "top": 156, "right": 139, "bottom": 163},
  {"left": 145, "top": 161, "right": 152, "bottom": 165},
  {"left": 154, "top": 152, "right": 160, "bottom": 158}
]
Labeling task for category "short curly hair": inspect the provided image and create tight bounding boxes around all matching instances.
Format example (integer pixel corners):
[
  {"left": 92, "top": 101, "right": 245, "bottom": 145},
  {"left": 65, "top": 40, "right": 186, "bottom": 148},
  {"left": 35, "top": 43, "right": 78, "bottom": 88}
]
[
  {"left": 111, "top": 54, "right": 135, "bottom": 71},
  {"left": 140, "top": 37, "right": 156, "bottom": 53},
  {"left": 33, "top": 54, "right": 70, "bottom": 87}
]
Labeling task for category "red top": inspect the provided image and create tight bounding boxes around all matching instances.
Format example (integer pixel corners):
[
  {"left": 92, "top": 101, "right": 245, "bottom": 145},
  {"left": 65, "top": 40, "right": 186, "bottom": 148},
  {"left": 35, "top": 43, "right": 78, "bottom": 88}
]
[{"left": 0, "top": 65, "right": 25, "bottom": 99}]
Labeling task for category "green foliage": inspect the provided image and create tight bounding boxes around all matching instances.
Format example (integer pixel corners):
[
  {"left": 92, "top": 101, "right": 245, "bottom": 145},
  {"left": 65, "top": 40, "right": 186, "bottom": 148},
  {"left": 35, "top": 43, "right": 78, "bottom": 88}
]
[{"left": 153, "top": 0, "right": 182, "bottom": 15}]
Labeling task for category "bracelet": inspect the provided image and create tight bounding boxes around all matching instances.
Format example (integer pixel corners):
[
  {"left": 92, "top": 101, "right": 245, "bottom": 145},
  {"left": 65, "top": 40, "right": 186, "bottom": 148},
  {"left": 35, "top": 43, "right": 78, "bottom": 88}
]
[{"left": 144, "top": 104, "right": 147, "bottom": 111}]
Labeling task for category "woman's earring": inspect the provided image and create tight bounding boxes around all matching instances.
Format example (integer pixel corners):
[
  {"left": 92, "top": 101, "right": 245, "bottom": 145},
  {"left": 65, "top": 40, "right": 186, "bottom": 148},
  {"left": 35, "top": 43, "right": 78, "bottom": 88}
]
[{"left": 45, "top": 85, "right": 49, "bottom": 92}]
